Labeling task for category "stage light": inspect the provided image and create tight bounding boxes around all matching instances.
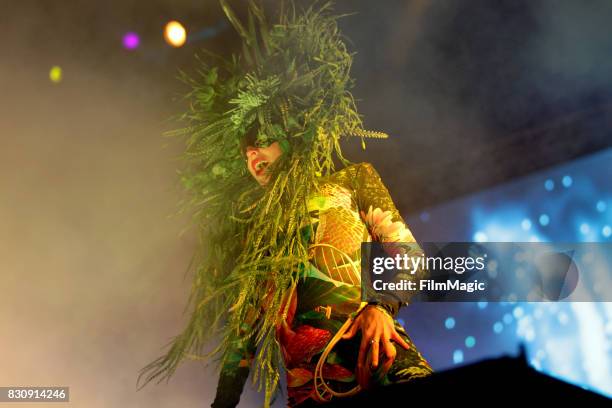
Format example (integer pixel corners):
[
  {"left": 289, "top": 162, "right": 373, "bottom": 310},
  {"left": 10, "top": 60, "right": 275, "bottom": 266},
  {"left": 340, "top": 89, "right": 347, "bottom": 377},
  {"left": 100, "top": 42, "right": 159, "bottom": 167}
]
[
  {"left": 580, "top": 223, "right": 590, "bottom": 235},
  {"left": 444, "top": 317, "right": 456, "bottom": 329},
  {"left": 493, "top": 322, "right": 503, "bottom": 333},
  {"left": 521, "top": 218, "right": 532, "bottom": 231},
  {"left": 473, "top": 231, "right": 488, "bottom": 242},
  {"left": 123, "top": 32, "right": 140, "bottom": 50},
  {"left": 487, "top": 259, "right": 498, "bottom": 279},
  {"left": 562, "top": 175, "right": 573, "bottom": 188},
  {"left": 453, "top": 349, "right": 464, "bottom": 364},
  {"left": 503, "top": 313, "right": 513, "bottom": 325},
  {"left": 465, "top": 336, "right": 476, "bottom": 348},
  {"left": 544, "top": 179, "right": 555, "bottom": 191},
  {"left": 596, "top": 200, "right": 606, "bottom": 212},
  {"left": 603, "top": 225, "right": 611, "bottom": 238},
  {"left": 164, "top": 21, "right": 187, "bottom": 47},
  {"left": 513, "top": 306, "right": 524, "bottom": 319},
  {"left": 49, "top": 66, "right": 62, "bottom": 83},
  {"left": 477, "top": 301, "right": 488, "bottom": 309},
  {"left": 539, "top": 214, "right": 550, "bottom": 226},
  {"left": 531, "top": 358, "right": 542, "bottom": 371}
]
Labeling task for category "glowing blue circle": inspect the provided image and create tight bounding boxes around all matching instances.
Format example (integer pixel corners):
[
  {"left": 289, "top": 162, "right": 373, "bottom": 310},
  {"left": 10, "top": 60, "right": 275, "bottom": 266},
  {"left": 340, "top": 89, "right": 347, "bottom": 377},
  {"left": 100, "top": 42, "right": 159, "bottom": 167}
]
[
  {"left": 513, "top": 306, "right": 524, "bottom": 319},
  {"left": 521, "top": 219, "right": 532, "bottom": 230},
  {"left": 580, "top": 223, "right": 590, "bottom": 235},
  {"left": 473, "top": 231, "right": 488, "bottom": 242},
  {"left": 493, "top": 322, "right": 503, "bottom": 333},
  {"left": 503, "top": 313, "right": 513, "bottom": 324},
  {"left": 603, "top": 225, "right": 611, "bottom": 238},
  {"left": 544, "top": 179, "right": 554, "bottom": 191},
  {"left": 444, "top": 317, "right": 456, "bottom": 329},
  {"left": 465, "top": 336, "right": 476, "bottom": 348},
  {"left": 596, "top": 200, "right": 606, "bottom": 212},
  {"left": 539, "top": 214, "right": 550, "bottom": 226},
  {"left": 477, "top": 301, "right": 488, "bottom": 309},
  {"left": 453, "top": 349, "right": 464, "bottom": 364},
  {"left": 562, "top": 175, "right": 573, "bottom": 188}
]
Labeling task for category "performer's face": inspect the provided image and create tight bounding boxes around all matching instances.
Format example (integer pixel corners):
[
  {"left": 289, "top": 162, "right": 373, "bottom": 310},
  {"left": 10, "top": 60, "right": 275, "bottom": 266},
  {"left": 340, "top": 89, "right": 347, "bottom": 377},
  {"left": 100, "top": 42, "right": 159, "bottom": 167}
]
[{"left": 245, "top": 141, "right": 283, "bottom": 186}]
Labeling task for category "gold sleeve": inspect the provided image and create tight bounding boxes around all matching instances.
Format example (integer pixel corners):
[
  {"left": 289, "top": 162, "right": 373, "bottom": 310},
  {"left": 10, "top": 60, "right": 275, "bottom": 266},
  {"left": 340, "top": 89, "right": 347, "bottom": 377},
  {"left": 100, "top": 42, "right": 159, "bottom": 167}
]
[{"left": 352, "top": 162, "right": 428, "bottom": 308}]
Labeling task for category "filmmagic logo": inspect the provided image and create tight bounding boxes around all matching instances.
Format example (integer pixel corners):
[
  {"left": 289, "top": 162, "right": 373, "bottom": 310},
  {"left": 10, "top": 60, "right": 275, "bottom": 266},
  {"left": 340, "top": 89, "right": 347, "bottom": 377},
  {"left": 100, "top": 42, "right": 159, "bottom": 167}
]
[{"left": 372, "top": 279, "right": 486, "bottom": 293}]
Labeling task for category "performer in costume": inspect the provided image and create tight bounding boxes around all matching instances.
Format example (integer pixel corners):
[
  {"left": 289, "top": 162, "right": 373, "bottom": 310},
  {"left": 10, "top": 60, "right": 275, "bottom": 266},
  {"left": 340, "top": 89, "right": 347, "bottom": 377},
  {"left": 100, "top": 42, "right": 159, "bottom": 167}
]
[{"left": 137, "top": 1, "right": 432, "bottom": 407}]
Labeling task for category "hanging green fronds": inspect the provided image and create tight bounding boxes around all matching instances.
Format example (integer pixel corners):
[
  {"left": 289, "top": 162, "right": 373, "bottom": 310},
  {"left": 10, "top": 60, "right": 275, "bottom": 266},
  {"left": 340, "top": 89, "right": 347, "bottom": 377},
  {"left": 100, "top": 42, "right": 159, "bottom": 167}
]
[{"left": 137, "top": 1, "right": 389, "bottom": 406}]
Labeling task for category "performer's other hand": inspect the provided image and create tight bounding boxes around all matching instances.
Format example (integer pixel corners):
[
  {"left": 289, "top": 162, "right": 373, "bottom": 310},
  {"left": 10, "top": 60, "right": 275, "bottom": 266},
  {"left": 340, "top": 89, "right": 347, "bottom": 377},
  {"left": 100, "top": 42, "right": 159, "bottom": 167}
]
[{"left": 341, "top": 305, "right": 410, "bottom": 389}]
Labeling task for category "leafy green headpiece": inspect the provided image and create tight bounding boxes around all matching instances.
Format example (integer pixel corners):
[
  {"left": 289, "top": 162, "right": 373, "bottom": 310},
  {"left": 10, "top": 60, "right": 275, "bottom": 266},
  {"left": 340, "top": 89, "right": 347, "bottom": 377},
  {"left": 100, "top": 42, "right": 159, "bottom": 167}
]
[{"left": 138, "top": 1, "right": 388, "bottom": 406}]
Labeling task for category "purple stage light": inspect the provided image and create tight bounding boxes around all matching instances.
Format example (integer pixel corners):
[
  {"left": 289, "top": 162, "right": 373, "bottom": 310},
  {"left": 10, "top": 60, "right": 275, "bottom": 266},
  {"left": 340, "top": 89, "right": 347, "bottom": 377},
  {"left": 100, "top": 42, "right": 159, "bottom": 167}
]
[{"left": 123, "top": 32, "right": 140, "bottom": 50}]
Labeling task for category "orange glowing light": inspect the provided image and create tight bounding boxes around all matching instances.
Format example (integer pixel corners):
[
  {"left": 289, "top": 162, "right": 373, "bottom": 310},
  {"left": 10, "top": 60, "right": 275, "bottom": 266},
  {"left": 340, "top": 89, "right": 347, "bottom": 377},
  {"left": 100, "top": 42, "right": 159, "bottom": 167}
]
[{"left": 164, "top": 21, "right": 187, "bottom": 47}]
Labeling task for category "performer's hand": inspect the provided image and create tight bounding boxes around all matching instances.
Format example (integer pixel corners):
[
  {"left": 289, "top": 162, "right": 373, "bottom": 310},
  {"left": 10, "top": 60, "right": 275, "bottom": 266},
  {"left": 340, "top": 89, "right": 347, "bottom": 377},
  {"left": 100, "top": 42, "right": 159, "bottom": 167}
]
[{"left": 341, "top": 305, "right": 410, "bottom": 389}]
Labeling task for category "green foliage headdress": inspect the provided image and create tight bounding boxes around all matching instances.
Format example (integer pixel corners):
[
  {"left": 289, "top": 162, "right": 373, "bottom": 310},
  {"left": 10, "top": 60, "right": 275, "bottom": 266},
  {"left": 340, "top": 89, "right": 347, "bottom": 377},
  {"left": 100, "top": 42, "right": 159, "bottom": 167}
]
[{"left": 138, "top": 1, "right": 388, "bottom": 405}]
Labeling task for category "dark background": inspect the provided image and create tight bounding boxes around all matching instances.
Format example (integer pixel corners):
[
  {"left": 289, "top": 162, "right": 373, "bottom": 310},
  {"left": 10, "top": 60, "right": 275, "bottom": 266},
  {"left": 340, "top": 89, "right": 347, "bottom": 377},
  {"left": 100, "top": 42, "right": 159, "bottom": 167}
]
[{"left": 6, "top": 0, "right": 612, "bottom": 211}]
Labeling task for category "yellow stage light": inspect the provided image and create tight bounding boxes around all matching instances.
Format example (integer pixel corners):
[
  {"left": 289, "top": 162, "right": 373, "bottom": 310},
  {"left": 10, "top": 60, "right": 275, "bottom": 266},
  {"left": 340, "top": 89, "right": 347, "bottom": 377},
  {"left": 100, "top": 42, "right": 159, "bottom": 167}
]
[
  {"left": 164, "top": 21, "right": 187, "bottom": 47},
  {"left": 49, "top": 66, "right": 62, "bottom": 83}
]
